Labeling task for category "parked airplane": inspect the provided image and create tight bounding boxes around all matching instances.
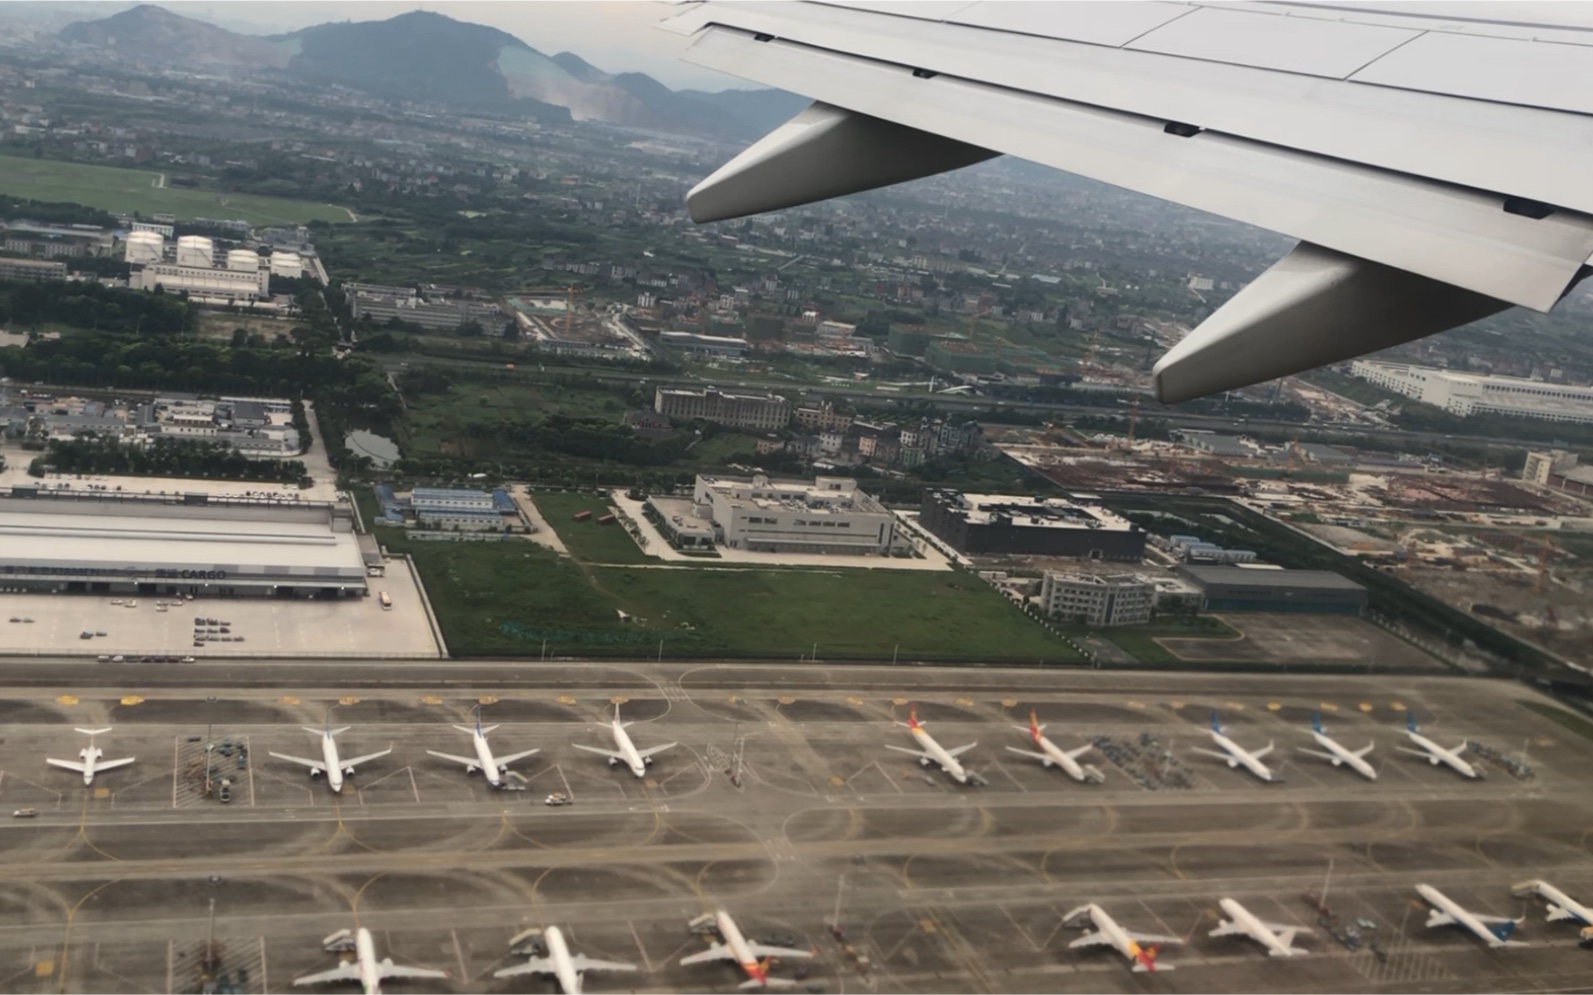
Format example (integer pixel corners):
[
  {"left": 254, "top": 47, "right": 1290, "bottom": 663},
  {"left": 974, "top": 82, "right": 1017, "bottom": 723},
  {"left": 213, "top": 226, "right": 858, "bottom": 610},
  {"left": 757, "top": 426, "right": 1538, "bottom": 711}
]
[
  {"left": 270, "top": 714, "right": 391, "bottom": 794},
  {"left": 46, "top": 727, "right": 134, "bottom": 786},
  {"left": 494, "top": 925, "right": 636, "bottom": 994},
  {"left": 885, "top": 705, "right": 975, "bottom": 784},
  {"left": 662, "top": 4, "right": 1593, "bottom": 404},
  {"left": 1190, "top": 711, "right": 1276, "bottom": 782},
  {"left": 1209, "top": 897, "right": 1312, "bottom": 957},
  {"left": 571, "top": 704, "right": 675, "bottom": 778},
  {"left": 1297, "top": 711, "right": 1377, "bottom": 781},
  {"left": 1062, "top": 903, "right": 1182, "bottom": 972},
  {"left": 1416, "top": 884, "right": 1525, "bottom": 948},
  {"left": 292, "top": 926, "right": 446, "bottom": 995},
  {"left": 426, "top": 706, "right": 540, "bottom": 789},
  {"left": 1006, "top": 709, "right": 1103, "bottom": 783},
  {"left": 1398, "top": 713, "right": 1480, "bottom": 779},
  {"left": 1511, "top": 879, "right": 1593, "bottom": 930},
  {"left": 681, "top": 908, "right": 813, "bottom": 989}
]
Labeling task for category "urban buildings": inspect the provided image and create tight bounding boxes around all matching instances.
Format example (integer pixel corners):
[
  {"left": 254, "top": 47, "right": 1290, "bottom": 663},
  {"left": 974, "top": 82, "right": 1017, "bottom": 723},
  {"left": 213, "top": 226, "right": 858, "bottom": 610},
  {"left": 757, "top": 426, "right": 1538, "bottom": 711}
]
[
  {"left": 1350, "top": 360, "right": 1593, "bottom": 424},
  {"left": 653, "top": 386, "right": 791, "bottom": 432},
  {"left": 144, "top": 396, "right": 299, "bottom": 455},
  {"left": 1037, "top": 572, "right": 1154, "bottom": 626},
  {"left": 346, "top": 282, "right": 503, "bottom": 332},
  {"left": 1177, "top": 565, "right": 1368, "bottom": 614},
  {"left": 1522, "top": 449, "right": 1593, "bottom": 496},
  {"left": 1, "top": 221, "right": 112, "bottom": 257},
  {"left": 409, "top": 487, "right": 515, "bottom": 531},
  {"left": 0, "top": 256, "right": 67, "bottom": 282},
  {"left": 919, "top": 490, "right": 1146, "bottom": 560},
  {"left": 687, "top": 473, "right": 898, "bottom": 554}
]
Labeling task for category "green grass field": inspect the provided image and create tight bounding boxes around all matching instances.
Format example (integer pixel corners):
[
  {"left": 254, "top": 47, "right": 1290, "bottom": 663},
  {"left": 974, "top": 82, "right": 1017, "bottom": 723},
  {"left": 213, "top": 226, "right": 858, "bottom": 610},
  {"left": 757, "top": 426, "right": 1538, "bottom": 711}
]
[
  {"left": 529, "top": 489, "right": 651, "bottom": 565},
  {"left": 399, "top": 540, "right": 1076, "bottom": 661},
  {"left": 0, "top": 154, "right": 351, "bottom": 224},
  {"left": 401, "top": 381, "right": 630, "bottom": 458}
]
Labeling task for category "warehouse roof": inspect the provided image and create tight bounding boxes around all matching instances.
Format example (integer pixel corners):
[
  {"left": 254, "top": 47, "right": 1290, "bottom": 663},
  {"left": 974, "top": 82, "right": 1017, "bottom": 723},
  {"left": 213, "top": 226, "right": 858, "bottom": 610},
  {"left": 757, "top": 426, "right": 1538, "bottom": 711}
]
[{"left": 1180, "top": 565, "right": 1365, "bottom": 591}]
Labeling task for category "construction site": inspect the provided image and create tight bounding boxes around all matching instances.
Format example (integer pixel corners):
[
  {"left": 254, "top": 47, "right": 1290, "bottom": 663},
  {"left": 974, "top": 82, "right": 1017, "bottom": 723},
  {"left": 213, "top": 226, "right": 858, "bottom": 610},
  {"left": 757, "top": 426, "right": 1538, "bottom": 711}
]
[{"left": 507, "top": 288, "right": 652, "bottom": 361}]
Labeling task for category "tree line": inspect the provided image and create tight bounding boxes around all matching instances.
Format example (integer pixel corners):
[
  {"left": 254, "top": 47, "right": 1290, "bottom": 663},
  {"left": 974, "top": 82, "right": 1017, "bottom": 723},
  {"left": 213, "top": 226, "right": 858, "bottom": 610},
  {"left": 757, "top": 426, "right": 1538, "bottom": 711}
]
[{"left": 31, "top": 437, "right": 308, "bottom": 483}]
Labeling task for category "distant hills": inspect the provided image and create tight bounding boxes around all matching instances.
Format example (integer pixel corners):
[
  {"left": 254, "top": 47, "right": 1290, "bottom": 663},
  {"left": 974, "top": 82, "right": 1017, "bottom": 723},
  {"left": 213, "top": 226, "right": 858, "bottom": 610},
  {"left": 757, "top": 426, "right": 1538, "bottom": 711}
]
[{"left": 57, "top": 5, "right": 808, "bottom": 138}]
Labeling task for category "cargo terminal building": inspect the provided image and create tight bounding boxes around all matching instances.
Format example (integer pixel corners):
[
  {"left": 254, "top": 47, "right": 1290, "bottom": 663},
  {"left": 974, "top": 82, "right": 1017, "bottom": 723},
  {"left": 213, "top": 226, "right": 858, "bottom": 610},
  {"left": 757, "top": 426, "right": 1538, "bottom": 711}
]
[{"left": 0, "top": 491, "right": 369, "bottom": 599}]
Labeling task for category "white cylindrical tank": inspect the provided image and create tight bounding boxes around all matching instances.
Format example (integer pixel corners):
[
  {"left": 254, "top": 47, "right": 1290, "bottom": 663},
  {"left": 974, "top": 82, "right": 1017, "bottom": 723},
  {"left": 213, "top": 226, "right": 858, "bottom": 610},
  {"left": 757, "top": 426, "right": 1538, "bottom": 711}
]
[
  {"left": 175, "top": 235, "right": 214, "bottom": 269},
  {"left": 268, "top": 250, "right": 303, "bottom": 279},
  {"left": 124, "top": 230, "right": 164, "bottom": 265},
  {"left": 225, "top": 248, "right": 260, "bottom": 272}
]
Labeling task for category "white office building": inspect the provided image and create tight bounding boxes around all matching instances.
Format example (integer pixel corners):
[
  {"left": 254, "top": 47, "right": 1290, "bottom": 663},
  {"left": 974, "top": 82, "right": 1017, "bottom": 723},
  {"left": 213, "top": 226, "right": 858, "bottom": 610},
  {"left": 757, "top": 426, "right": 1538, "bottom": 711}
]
[
  {"left": 1037, "top": 572, "right": 1155, "bottom": 627},
  {"left": 691, "top": 473, "right": 897, "bottom": 554},
  {"left": 1350, "top": 360, "right": 1593, "bottom": 424}
]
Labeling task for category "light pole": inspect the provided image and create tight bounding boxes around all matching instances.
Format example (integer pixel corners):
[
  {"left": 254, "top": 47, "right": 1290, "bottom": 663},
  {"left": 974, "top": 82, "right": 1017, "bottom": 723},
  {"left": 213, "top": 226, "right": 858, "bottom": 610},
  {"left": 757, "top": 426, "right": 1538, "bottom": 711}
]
[{"left": 204, "top": 695, "right": 217, "bottom": 796}]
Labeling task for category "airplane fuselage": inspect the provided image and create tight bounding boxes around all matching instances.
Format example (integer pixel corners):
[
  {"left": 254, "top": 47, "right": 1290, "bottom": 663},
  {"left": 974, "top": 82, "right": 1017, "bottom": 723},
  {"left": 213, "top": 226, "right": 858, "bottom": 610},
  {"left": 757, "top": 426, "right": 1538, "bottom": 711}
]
[
  {"left": 76, "top": 747, "right": 103, "bottom": 786},
  {"left": 715, "top": 910, "right": 769, "bottom": 986},
  {"left": 1217, "top": 898, "right": 1300, "bottom": 956},
  {"left": 1514, "top": 880, "right": 1593, "bottom": 925},
  {"left": 472, "top": 731, "right": 504, "bottom": 787},
  {"left": 1032, "top": 732, "right": 1090, "bottom": 781},
  {"left": 910, "top": 726, "right": 968, "bottom": 783},
  {"left": 544, "top": 926, "right": 581, "bottom": 995},
  {"left": 1417, "top": 884, "right": 1514, "bottom": 947},
  {"left": 1406, "top": 732, "right": 1478, "bottom": 778},
  {"left": 1211, "top": 731, "right": 1274, "bottom": 782},
  {"left": 354, "top": 927, "right": 381, "bottom": 995},
  {"left": 1311, "top": 731, "right": 1378, "bottom": 781},
  {"left": 320, "top": 733, "right": 346, "bottom": 793},
  {"left": 610, "top": 720, "right": 648, "bottom": 778}
]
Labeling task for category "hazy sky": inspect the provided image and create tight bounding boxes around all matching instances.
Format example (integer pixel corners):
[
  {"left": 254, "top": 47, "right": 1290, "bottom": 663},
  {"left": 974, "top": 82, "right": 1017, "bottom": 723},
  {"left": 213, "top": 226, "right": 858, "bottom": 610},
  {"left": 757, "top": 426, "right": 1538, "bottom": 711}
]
[{"left": 159, "top": 1, "right": 742, "bottom": 90}]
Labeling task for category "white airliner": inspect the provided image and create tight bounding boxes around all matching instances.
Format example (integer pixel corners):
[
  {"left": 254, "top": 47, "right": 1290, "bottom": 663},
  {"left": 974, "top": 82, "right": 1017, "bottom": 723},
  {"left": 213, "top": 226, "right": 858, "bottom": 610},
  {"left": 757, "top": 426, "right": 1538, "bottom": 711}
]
[
  {"left": 47, "top": 727, "right": 134, "bottom": 786},
  {"left": 1297, "top": 711, "right": 1377, "bottom": 781},
  {"left": 1190, "top": 711, "right": 1276, "bottom": 782},
  {"left": 661, "top": 4, "right": 1593, "bottom": 404},
  {"left": 681, "top": 909, "right": 813, "bottom": 989},
  {"left": 293, "top": 926, "right": 447, "bottom": 995},
  {"left": 1062, "top": 903, "right": 1182, "bottom": 972},
  {"left": 494, "top": 925, "right": 636, "bottom": 994},
  {"left": 1005, "top": 709, "right": 1103, "bottom": 784},
  {"left": 1209, "top": 897, "right": 1312, "bottom": 957},
  {"left": 1398, "top": 713, "right": 1480, "bottom": 779},
  {"left": 1416, "top": 884, "right": 1525, "bottom": 948},
  {"left": 886, "top": 705, "right": 975, "bottom": 784},
  {"left": 426, "top": 707, "right": 540, "bottom": 789},
  {"left": 270, "top": 715, "right": 391, "bottom": 794},
  {"left": 571, "top": 704, "right": 675, "bottom": 778},
  {"left": 1511, "top": 879, "right": 1593, "bottom": 930}
]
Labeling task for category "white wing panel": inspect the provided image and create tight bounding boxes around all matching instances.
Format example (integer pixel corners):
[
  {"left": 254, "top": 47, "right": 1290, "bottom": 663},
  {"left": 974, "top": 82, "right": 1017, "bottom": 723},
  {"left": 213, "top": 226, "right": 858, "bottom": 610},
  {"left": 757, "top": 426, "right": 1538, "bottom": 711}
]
[
  {"left": 684, "top": 28, "right": 1593, "bottom": 310},
  {"left": 949, "top": 2, "right": 1196, "bottom": 47},
  {"left": 810, "top": 1, "right": 975, "bottom": 19},
  {"left": 1352, "top": 31, "right": 1593, "bottom": 115},
  {"left": 665, "top": 2, "right": 1593, "bottom": 222},
  {"left": 1127, "top": 5, "right": 1418, "bottom": 78}
]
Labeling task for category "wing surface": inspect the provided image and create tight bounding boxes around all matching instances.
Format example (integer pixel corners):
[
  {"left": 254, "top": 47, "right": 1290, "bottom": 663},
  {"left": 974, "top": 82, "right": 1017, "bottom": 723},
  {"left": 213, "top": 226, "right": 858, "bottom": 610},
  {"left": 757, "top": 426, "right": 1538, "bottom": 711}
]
[
  {"left": 45, "top": 759, "right": 87, "bottom": 773},
  {"left": 95, "top": 757, "right": 135, "bottom": 772},
  {"left": 494, "top": 748, "right": 541, "bottom": 767},
  {"left": 659, "top": 1, "right": 1593, "bottom": 401},
  {"left": 342, "top": 747, "right": 392, "bottom": 770},
  {"left": 636, "top": 743, "right": 677, "bottom": 759},
  {"left": 680, "top": 941, "right": 737, "bottom": 966},
  {"left": 269, "top": 752, "right": 325, "bottom": 772},
  {"left": 376, "top": 959, "right": 447, "bottom": 981},
  {"left": 572, "top": 743, "right": 627, "bottom": 761},
  {"left": 570, "top": 954, "right": 639, "bottom": 973},
  {"left": 426, "top": 750, "right": 478, "bottom": 767},
  {"left": 491, "top": 956, "right": 552, "bottom": 979},
  {"left": 292, "top": 964, "right": 361, "bottom": 987},
  {"left": 749, "top": 943, "right": 813, "bottom": 960}
]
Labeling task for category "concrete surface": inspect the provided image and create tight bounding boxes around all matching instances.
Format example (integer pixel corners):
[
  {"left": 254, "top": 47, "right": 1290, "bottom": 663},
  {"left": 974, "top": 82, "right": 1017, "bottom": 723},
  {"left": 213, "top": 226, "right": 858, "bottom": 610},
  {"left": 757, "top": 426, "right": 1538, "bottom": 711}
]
[{"left": 0, "top": 662, "right": 1587, "bottom": 993}]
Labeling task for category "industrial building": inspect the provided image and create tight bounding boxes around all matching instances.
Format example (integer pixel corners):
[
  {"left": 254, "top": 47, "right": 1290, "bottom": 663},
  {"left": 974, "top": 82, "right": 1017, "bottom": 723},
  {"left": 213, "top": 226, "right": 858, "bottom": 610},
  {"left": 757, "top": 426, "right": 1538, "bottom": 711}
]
[
  {"left": 0, "top": 257, "right": 67, "bottom": 282},
  {"left": 1177, "top": 564, "right": 1368, "bottom": 614},
  {"left": 1, "top": 221, "right": 112, "bottom": 258},
  {"left": 0, "top": 490, "right": 367, "bottom": 598},
  {"left": 690, "top": 473, "right": 898, "bottom": 554},
  {"left": 133, "top": 262, "right": 269, "bottom": 300},
  {"left": 404, "top": 487, "right": 518, "bottom": 532},
  {"left": 919, "top": 490, "right": 1146, "bottom": 560},
  {"left": 1351, "top": 359, "right": 1593, "bottom": 424},
  {"left": 143, "top": 396, "right": 300, "bottom": 455},
  {"left": 659, "top": 331, "right": 748, "bottom": 358},
  {"left": 654, "top": 386, "right": 791, "bottom": 431},
  {"left": 1037, "top": 572, "right": 1154, "bottom": 626},
  {"left": 346, "top": 282, "right": 502, "bottom": 332}
]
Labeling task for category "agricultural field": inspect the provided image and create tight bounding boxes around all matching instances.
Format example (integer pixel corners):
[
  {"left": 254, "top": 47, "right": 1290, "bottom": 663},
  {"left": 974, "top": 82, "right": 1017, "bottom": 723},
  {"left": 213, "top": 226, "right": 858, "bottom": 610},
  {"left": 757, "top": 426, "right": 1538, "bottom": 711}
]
[{"left": 0, "top": 154, "right": 352, "bottom": 224}]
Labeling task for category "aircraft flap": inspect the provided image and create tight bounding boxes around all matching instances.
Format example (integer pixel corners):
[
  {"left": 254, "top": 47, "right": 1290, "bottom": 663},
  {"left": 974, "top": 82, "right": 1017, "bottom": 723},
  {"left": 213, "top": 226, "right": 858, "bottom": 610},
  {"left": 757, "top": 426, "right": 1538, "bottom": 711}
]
[
  {"left": 1066, "top": 930, "right": 1111, "bottom": 949},
  {"left": 1425, "top": 911, "right": 1457, "bottom": 927}
]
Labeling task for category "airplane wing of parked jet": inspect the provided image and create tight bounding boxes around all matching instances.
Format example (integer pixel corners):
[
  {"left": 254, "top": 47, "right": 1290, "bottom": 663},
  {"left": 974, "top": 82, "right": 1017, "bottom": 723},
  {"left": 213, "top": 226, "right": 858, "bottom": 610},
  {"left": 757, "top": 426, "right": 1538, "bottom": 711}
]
[
  {"left": 291, "top": 963, "right": 362, "bottom": 987},
  {"left": 492, "top": 748, "right": 542, "bottom": 767},
  {"left": 885, "top": 743, "right": 975, "bottom": 760},
  {"left": 681, "top": 941, "right": 813, "bottom": 965},
  {"left": 494, "top": 953, "right": 638, "bottom": 979},
  {"left": 659, "top": 2, "right": 1593, "bottom": 402},
  {"left": 339, "top": 748, "right": 393, "bottom": 772},
  {"left": 571, "top": 743, "right": 627, "bottom": 761},
  {"left": 1068, "top": 929, "right": 1181, "bottom": 949},
  {"left": 46, "top": 758, "right": 132, "bottom": 774},
  {"left": 424, "top": 750, "right": 479, "bottom": 767},
  {"left": 268, "top": 752, "right": 325, "bottom": 773}
]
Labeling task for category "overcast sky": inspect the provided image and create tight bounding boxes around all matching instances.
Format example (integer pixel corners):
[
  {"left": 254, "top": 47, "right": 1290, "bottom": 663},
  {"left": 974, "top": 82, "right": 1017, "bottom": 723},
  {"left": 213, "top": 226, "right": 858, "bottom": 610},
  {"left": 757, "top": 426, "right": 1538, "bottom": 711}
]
[{"left": 159, "top": 1, "right": 741, "bottom": 90}]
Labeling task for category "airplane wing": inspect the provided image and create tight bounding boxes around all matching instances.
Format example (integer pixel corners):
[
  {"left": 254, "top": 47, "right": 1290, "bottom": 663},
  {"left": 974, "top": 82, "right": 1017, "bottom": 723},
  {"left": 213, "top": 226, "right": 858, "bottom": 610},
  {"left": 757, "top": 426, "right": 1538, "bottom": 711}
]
[
  {"left": 95, "top": 757, "right": 135, "bottom": 772},
  {"left": 1066, "top": 931, "right": 1113, "bottom": 950},
  {"left": 636, "top": 742, "right": 677, "bottom": 759},
  {"left": 1268, "top": 922, "right": 1312, "bottom": 937},
  {"left": 1005, "top": 747, "right": 1050, "bottom": 762},
  {"left": 1424, "top": 911, "right": 1457, "bottom": 927},
  {"left": 493, "top": 748, "right": 541, "bottom": 767},
  {"left": 1188, "top": 746, "right": 1232, "bottom": 761},
  {"left": 884, "top": 745, "right": 934, "bottom": 761},
  {"left": 293, "top": 963, "right": 362, "bottom": 987},
  {"left": 492, "top": 956, "right": 553, "bottom": 980},
  {"left": 1125, "top": 930, "right": 1183, "bottom": 946},
  {"left": 1469, "top": 914, "right": 1518, "bottom": 926},
  {"left": 749, "top": 943, "right": 814, "bottom": 960},
  {"left": 45, "top": 759, "right": 87, "bottom": 773},
  {"left": 1353, "top": 744, "right": 1375, "bottom": 758},
  {"left": 1396, "top": 745, "right": 1441, "bottom": 760},
  {"left": 376, "top": 960, "right": 447, "bottom": 981},
  {"left": 680, "top": 941, "right": 736, "bottom": 966},
  {"left": 341, "top": 747, "right": 392, "bottom": 771},
  {"left": 570, "top": 953, "right": 639, "bottom": 973},
  {"left": 269, "top": 752, "right": 326, "bottom": 773},
  {"left": 659, "top": 2, "right": 1593, "bottom": 403},
  {"left": 425, "top": 750, "right": 479, "bottom": 767},
  {"left": 1297, "top": 747, "right": 1340, "bottom": 763},
  {"left": 1250, "top": 744, "right": 1275, "bottom": 760},
  {"left": 1208, "top": 920, "right": 1246, "bottom": 938},
  {"left": 1064, "top": 744, "right": 1094, "bottom": 760},
  {"left": 571, "top": 743, "right": 627, "bottom": 761},
  {"left": 945, "top": 743, "right": 977, "bottom": 758}
]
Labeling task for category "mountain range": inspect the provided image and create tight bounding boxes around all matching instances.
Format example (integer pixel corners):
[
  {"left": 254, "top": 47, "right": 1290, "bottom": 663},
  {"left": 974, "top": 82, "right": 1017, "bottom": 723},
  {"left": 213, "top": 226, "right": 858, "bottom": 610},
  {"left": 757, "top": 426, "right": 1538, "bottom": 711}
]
[{"left": 58, "top": 5, "right": 808, "bottom": 138}]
